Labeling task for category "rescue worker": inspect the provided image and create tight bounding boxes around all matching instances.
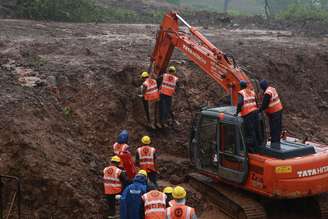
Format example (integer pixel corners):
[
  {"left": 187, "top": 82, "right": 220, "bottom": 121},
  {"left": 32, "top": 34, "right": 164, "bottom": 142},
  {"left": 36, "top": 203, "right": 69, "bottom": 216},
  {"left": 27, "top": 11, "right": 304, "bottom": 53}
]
[
  {"left": 166, "top": 186, "right": 197, "bottom": 219},
  {"left": 142, "top": 187, "right": 167, "bottom": 219},
  {"left": 120, "top": 170, "right": 148, "bottom": 219},
  {"left": 140, "top": 71, "right": 160, "bottom": 129},
  {"left": 163, "top": 187, "right": 175, "bottom": 207},
  {"left": 113, "top": 130, "right": 129, "bottom": 156},
  {"left": 234, "top": 80, "right": 261, "bottom": 151},
  {"left": 158, "top": 66, "right": 179, "bottom": 127},
  {"left": 259, "top": 80, "right": 283, "bottom": 149},
  {"left": 103, "top": 156, "right": 129, "bottom": 219},
  {"left": 136, "top": 136, "right": 158, "bottom": 188}
]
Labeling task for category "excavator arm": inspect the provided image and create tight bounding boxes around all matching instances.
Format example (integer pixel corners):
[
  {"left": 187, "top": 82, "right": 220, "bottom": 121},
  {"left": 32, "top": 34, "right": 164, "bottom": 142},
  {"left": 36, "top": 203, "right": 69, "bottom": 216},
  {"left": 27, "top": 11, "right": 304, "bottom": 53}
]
[{"left": 149, "top": 12, "right": 252, "bottom": 105}]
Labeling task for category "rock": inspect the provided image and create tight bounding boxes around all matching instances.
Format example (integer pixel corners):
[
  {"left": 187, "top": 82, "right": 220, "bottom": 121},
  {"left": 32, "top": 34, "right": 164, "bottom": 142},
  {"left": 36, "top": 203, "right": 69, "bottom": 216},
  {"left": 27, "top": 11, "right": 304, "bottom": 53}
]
[{"left": 169, "top": 175, "right": 185, "bottom": 185}]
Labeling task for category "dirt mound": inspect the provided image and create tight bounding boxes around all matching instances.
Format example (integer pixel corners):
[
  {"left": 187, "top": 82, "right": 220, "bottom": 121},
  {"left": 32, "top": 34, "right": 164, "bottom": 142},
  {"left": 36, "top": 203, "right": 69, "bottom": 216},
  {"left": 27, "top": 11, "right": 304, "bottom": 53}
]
[{"left": 0, "top": 19, "right": 327, "bottom": 218}]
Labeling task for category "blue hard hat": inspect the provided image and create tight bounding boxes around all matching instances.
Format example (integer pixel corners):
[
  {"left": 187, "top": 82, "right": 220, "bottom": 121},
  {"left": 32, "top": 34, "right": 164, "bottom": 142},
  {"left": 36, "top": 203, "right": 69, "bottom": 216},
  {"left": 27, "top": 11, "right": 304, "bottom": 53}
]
[
  {"left": 118, "top": 130, "right": 128, "bottom": 144},
  {"left": 240, "top": 80, "right": 247, "bottom": 89},
  {"left": 260, "top": 80, "right": 268, "bottom": 90}
]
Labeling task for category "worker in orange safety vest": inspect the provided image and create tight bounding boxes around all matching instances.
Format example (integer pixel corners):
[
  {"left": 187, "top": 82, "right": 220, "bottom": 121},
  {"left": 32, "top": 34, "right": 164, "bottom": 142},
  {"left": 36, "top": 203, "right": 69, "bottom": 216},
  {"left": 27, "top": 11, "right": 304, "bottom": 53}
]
[
  {"left": 158, "top": 66, "right": 179, "bottom": 128},
  {"left": 235, "top": 80, "right": 261, "bottom": 151},
  {"left": 142, "top": 186, "right": 167, "bottom": 219},
  {"left": 139, "top": 71, "right": 160, "bottom": 129},
  {"left": 113, "top": 130, "right": 130, "bottom": 156},
  {"left": 103, "top": 156, "right": 129, "bottom": 218},
  {"left": 259, "top": 80, "right": 283, "bottom": 149},
  {"left": 166, "top": 186, "right": 197, "bottom": 219},
  {"left": 136, "top": 135, "right": 158, "bottom": 187}
]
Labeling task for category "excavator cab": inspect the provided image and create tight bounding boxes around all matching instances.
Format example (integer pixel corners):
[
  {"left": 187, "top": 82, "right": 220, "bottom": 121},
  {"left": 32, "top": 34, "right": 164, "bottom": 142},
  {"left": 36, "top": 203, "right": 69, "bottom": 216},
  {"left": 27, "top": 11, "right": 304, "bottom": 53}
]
[{"left": 190, "top": 106, "right": 249, "bottom": 184}]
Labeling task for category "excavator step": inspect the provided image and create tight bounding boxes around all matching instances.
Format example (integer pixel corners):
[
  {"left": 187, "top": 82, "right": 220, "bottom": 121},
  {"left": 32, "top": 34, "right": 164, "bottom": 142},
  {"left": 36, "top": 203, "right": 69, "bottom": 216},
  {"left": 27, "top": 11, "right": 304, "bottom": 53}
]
[{"left": 188, "top": 173, "right": 267, "bottom": 219}]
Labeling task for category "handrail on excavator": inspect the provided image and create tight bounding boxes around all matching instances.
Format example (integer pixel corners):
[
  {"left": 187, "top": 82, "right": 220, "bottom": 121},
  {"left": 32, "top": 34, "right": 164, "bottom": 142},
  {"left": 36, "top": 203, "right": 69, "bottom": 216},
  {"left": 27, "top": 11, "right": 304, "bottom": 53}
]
[{"left": 0, "top": 175, "right": 21, "bottom": 219}]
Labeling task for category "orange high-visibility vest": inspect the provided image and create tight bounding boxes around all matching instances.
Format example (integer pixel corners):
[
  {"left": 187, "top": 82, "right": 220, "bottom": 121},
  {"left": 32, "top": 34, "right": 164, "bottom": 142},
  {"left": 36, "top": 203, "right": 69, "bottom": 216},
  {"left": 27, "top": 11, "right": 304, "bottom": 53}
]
[
  {"left": 264, "top": 86, "right": 283, "bottom": 114},
  {"left": 169, "top": 199, "right": 177, "bottom": 207},
  {"left": 142, "top": 190, "right": 166, "bottom": 219},
  {"left": 113, "top": 143, "right": 129, "bottom": 155},
  {"left": 166, "top": 204, "right": 196, "bottom": 219},
  {"left": 238, "top": 88, "right": 258, "bottom": 117},
  {"left": 143, "top": 78, "right": 160, "bottom": 101},
  {"left": 103, "top": 166, "right": 122, "bottom": 195},
  {"left": 160, "top": 73, "right": 178, "bottom": 96},
  {"left": 137, "top": 146, "right": 156, "bottom": 172}
]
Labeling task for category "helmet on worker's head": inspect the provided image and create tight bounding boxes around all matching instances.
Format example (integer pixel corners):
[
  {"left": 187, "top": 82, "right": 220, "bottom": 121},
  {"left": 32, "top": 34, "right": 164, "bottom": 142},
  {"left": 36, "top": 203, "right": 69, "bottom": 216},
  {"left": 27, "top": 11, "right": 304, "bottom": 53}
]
[
  {"left": 168, "top": 66, "right": 176, "bottom": 73},
  {"left": 118, "top": 130, "right": 129, "bottom": 144},
  {"left": 260, "top": 79, "right": 269, "bottom": 91},
  {"left": 240, "top": 80, "right": 247, "bottom": 89},
  {"left": 141, "top": 71, "right": 149, "bottom": 79},
  {"left": 141, "top": 135, "right": 151, "bottom": 145},
  {"left": 138, "top": 169, "right": 148, "bottom": 177},
  {"left": 111, "top": 156, "right": 121, "bottom": 163},
  {"left": 172, "top": 186, "right": 187, "bottom": 199},
  {"left": 163, "top": 186, "right": 174, "bottom": 194}
]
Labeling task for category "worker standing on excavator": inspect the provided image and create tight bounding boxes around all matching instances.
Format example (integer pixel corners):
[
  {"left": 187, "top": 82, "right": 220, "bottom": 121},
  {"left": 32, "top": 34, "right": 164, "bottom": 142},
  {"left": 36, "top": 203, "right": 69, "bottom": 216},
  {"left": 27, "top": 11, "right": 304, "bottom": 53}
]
[
  {"left": 142, "top": 185, "right": 167, "bottom": 219},
  {"left": 158, "top": 66, "right": 179, "bottom": 127},
  {"left": 113, "top": 130, "right": 130, "bottom": 156},
  {"left": 235, "top": 80, "right": 261, "bottom": 151},
  {"left": 166, "top": 186, "right": 197, "bottom": 219},
  {"left": 103, "top": 156, "right": 129, "bottom": 219},
  {"left": 136, "top": 136, "right": 158, "bottom": 187},
  {"left": 259, "top": 80, "right": 283, "bottom": 149},
  {"left": 140, "top": 71, "right": 160, "bottom": 129}
]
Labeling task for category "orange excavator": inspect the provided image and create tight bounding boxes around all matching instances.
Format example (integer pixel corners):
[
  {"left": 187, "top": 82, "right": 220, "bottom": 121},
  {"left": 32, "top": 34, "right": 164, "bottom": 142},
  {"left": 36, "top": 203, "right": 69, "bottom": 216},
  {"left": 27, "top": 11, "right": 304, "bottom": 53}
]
[{"left": 149, "top": 12, "right": 328, "bottom": 218}]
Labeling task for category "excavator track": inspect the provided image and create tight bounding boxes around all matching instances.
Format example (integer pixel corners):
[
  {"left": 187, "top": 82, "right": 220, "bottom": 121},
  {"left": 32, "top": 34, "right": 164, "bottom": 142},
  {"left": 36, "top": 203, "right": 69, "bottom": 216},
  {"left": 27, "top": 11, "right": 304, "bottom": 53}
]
[
  {"left": 188, "top": 173, "right": 267, "bottom": 219},
  {"left": 315, "top": 194, "right": 328, "bottom": 219}
]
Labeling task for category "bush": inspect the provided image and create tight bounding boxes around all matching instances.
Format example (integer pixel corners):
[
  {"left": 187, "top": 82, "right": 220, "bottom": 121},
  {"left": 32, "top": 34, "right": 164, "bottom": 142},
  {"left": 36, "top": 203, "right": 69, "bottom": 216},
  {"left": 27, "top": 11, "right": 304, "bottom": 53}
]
[
  {"left": 16, "top": 0, "right": 101, "bottom": 22},
  {"left": 276, "top": 4, "right": 328, "bottom": 23}
]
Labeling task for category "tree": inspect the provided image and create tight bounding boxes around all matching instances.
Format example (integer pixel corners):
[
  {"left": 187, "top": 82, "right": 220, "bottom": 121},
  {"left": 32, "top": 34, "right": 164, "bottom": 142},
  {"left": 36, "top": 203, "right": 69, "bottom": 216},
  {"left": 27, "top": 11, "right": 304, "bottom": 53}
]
[{"left": 224, "top": 0, "right": 230, "bottom": 13}]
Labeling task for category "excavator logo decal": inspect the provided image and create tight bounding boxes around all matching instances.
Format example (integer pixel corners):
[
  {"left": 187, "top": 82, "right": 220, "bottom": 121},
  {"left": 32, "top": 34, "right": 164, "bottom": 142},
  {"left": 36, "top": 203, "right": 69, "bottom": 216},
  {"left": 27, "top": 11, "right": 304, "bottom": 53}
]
[
  {"left": 297, "top": 166, "right": 328, "bottom": 177},
  {"left": 182, "top": 44, "right": 207, "bottom": 65}
]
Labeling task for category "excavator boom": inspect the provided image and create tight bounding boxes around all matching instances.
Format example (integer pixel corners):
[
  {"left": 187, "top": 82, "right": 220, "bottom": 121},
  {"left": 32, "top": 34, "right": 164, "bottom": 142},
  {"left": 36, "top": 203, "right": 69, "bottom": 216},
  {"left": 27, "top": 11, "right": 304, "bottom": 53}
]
[{"left": 150, "top": 12, "right": 251, "bottom": 104}]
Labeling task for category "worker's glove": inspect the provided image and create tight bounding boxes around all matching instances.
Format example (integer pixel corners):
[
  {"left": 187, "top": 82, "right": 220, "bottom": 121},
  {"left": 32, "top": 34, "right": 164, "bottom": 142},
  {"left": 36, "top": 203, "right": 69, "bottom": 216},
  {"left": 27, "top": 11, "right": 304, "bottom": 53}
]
[
  {"left": 137, "top": 94, "right": 143, "bottom": 98},
  {"left": 115, "top": 195, "right": 121, "bottom": 200}
]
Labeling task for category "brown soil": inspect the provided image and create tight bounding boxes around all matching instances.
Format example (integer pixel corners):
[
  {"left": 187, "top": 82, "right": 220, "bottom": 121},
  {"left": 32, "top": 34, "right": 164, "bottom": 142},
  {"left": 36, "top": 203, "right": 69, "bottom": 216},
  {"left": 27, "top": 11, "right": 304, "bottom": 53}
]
[{"left": 0, "top": 19, "right": 327, "bottom": 218}]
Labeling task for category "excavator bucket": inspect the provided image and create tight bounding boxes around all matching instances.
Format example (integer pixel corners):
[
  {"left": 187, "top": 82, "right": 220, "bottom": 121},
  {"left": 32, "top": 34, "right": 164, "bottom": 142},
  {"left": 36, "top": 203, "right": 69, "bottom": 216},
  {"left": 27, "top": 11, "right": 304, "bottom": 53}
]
[{"left": 119, "top": 151, "right": 136, "bottom": 180}]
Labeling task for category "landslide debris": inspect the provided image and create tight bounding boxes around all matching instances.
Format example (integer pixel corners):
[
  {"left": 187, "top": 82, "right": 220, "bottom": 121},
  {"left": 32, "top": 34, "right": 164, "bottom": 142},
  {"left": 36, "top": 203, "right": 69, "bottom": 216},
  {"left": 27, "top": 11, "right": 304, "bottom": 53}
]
[{"left": 0, "top": 19, "right": 327, "bottom": 218}]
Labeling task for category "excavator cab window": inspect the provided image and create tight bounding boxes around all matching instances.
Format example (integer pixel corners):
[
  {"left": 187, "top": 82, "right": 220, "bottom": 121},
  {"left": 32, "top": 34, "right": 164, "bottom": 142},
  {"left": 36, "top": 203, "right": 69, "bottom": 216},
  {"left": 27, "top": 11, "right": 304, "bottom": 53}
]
[{"left": 198, "top": 116, "right": 218, "bottom": 172}]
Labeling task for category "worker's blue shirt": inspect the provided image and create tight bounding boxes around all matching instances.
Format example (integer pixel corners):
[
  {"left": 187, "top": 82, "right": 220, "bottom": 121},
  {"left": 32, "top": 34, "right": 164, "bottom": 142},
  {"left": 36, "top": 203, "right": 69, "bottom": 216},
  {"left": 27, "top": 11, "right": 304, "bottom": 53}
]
[{"left": 120, "top": 175, "right": 147, "bottom": 219}]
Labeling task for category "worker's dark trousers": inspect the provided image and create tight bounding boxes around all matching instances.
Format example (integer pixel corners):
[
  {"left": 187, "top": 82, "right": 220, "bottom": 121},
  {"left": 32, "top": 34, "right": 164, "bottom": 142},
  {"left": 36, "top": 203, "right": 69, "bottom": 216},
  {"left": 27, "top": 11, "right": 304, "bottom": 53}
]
[
  {"left": 105, "top": 194, "right": 117, "bottom": 217},
  {"left": 148, "top": 171, "right": 158, "bottom": 188},
  {"left": 268, "top": 110, "right": 283, "bottom": 148},
  {"left": 159, "top": 94, "right": 172, "bottom": 123},
  {"left": 243, "top": 110, "right": 261, "bottom": 150}
]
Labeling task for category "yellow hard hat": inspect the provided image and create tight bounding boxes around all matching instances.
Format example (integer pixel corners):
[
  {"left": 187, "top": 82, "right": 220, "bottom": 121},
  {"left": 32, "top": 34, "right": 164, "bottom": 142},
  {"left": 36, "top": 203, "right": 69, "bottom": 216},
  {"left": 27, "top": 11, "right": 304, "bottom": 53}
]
[
  {"left": 141, "top": 135, "right": 151, "bottom": 145},
  {"left": 111, "top": 156, "right": 121, "bottom": 163},
  {"left": 163, "top": 186, "right": 174, "bottom": 194},
  {"left": 138, "top": 169, "right": 148, "bottom": 177},
  {"left": 172, "top": 186, "right": 186, "bottom": 199},
  {"left": 141, "top": 71, "right": 149, "bottom": 78},
  {"left": 168, "top": 66, "right": 176, "bottom": 72}
]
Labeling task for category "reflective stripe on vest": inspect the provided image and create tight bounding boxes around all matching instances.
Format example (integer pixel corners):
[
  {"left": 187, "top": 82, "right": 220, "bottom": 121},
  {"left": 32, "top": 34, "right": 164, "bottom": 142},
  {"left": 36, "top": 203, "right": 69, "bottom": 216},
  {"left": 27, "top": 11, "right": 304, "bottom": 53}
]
[
  {"left": 113, "top": 143, "right": 128, "bottom": 155},
  {"left": 142, "top": 191, "right": 166, "bottom": 219},
  {"left": 265, "top": 86, "right": 283, "bottom": 114},
  {"left": 160, "top": 73, "right": 178, "bottom": 96},
  {"left": 143, "top": 78, "right": 160, "bottom": 101},
  {"left": 238, "top": 88, "right": 258, "bottom": 116},
  {"left": 167, "top": 205, "right": 195, "bottom": 219},
  {"left": 103, "top": 166, "right": 122, "bottom": 195},
  {"left": 137, "top": 146, "right": 156, "bottom": 172}
]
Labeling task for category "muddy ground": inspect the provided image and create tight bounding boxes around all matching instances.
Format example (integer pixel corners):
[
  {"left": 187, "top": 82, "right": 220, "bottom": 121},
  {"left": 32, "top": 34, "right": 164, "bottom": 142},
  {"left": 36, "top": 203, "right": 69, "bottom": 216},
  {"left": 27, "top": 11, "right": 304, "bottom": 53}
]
[{"left": 0, "top": 19, "right": 327, "bottom": 218}]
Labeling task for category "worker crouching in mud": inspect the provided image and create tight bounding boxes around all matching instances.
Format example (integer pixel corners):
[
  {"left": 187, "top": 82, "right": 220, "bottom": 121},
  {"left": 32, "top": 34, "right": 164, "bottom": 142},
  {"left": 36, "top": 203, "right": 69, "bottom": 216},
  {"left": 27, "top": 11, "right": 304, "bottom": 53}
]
[
  {"left": 139, "top": 71, "right": 161, "bottom": 129},
  {"left": 120, "top": 170, "right": 148, "bottom": 219},
  {"left": 103, "top": 156, "right": 129, "bottom": 219}
]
